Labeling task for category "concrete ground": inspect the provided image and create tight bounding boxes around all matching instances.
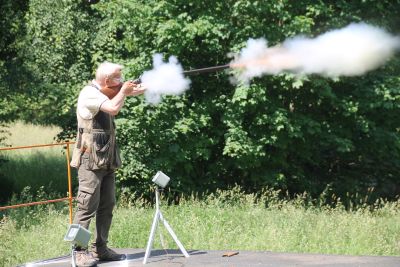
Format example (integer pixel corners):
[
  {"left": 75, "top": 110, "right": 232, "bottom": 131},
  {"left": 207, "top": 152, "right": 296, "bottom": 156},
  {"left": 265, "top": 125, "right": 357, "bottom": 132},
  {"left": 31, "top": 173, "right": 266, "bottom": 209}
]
[{"left": 21, "top": 248, "right": 400, "bottom": 267}]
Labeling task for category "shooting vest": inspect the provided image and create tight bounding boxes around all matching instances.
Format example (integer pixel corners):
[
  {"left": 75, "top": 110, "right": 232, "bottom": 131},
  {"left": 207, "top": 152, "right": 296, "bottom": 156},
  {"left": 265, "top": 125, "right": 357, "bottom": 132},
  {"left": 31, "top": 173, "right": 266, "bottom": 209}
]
[{"left": 70, "top": 84, "right": 122, "bottom": 170}]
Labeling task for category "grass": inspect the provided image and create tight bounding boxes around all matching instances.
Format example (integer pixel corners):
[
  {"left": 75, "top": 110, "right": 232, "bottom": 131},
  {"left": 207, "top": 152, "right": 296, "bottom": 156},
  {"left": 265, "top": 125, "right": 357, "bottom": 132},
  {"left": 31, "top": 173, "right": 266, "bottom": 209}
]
[
  {"left": 1, "top": 121, "right": 61, "bottom": 146},
  {"left": 0, "top": 121, "right": 75, "bottom": 202},
  {"left": 1, "top": 188, "right": 399, "bottom": 267},
  {"left": 0, "top": 122, "right": 399, "bottom": 266}
]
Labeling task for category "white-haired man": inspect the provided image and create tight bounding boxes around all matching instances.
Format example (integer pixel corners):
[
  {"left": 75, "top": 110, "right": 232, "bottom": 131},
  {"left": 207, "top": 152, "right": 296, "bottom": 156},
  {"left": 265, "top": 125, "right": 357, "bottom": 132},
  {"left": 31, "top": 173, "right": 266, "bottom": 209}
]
[{"left": 70, "top": 62, "right": 145, "bottom": 267}]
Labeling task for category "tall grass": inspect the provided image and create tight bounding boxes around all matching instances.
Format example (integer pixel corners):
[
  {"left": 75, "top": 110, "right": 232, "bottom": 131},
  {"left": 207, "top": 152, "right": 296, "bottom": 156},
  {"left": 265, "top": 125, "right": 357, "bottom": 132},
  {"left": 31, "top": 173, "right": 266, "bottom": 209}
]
[
  {"left": 1, "top": 187, "right": 399, "bottom": 267},
  {"left": 0, "top": 121, "right": 75, "bottom": 203},
  {"left": 1, "top": 122, "right": 399, "bottom": 267},
  {"left": 1, "top": 121, "right": 61, "bottom": 146}
]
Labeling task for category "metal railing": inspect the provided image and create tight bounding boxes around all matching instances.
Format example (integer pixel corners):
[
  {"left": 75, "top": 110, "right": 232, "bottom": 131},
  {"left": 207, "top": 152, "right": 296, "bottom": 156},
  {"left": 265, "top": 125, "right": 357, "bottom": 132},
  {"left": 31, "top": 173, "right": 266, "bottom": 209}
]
[{"left": 0, "top": 142, "right": 75, "bottom": 223}]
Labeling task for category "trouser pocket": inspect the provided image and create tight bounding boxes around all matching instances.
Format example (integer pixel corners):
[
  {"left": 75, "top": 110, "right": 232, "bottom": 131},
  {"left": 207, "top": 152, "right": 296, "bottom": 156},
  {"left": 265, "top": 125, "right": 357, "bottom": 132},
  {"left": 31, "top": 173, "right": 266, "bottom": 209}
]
[{"left": 77, "top": 186, "right": 97, "bottom": 211}]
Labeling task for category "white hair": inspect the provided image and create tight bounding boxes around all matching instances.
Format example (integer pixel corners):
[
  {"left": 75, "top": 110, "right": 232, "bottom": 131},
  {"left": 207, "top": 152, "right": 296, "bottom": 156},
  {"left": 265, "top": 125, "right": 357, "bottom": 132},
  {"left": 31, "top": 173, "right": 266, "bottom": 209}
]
[{"left": 95, "top": 61, "right": 124, "bottom": 81}]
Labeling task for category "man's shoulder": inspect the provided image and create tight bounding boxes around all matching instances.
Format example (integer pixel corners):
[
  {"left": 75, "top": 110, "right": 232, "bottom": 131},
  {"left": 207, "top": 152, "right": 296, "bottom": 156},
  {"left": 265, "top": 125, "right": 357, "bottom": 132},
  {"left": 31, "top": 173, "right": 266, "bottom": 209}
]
[
  {"left": 82, "top": 83, "right": 99, "bottom": 91},
  {"left": 80, "top": 84, "right": 101, "bottom": 97},
  {"left": 78, "top": 83, "right": 108, "bottom": 114}
]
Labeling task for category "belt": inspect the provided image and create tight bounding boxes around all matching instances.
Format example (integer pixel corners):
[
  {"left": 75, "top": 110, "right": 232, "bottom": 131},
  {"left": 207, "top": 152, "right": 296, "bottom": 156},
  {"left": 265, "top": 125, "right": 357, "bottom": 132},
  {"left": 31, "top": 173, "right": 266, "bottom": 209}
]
[
  {"left": 80, "top": 146, "right": 91, "bottom": 153},
  {"left": 79, "top": 128, "right": 112, "bottom": 134}
]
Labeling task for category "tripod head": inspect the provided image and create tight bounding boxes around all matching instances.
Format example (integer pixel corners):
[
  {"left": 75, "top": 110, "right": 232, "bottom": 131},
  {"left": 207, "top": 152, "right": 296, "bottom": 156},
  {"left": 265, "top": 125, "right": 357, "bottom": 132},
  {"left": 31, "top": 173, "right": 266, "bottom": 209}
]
[{"left": 152, "top": 171, "right": 170, "bottom": 188}]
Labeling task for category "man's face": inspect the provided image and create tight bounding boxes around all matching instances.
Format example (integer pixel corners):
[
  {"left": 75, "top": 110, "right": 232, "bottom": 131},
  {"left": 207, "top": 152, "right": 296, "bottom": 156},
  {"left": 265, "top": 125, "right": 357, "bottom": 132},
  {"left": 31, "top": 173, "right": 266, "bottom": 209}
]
[{"left": 106, "top": 70, "right": 123, "bottom": 87}]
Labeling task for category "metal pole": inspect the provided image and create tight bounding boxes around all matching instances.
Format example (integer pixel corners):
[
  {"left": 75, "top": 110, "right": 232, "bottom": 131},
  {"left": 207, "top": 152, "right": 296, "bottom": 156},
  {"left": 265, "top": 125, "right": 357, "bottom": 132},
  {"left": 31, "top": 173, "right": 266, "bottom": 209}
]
[
  {"left": 71, "top": 245, "right": 76, "bottom": 267},
  {"left": 143, "top": 187, "right": 189, "bottom": 264},
  {"left": 143, "top": 187, "right": 161, "bottom": 264},
  {"left": 159, "top": 212, "right": 189, "bottom": 258},
  {"left": 155, "top": 188, "right": 160, "bottom": 211},
  {"left": 132, "top": 64, "right": 230, "bottom": 84},
  {"left": 182, "top": 64, "right": 230, "bottom": 75},
  {"left": 66, "top": 143, "right": 73, "bottom": 224}
]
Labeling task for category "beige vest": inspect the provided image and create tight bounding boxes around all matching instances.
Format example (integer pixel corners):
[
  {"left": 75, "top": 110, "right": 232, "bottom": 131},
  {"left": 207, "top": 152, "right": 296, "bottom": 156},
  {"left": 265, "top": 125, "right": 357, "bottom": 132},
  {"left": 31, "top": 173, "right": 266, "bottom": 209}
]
[{"left": 70, "top": 102, "right": 121, "bottom": 170}]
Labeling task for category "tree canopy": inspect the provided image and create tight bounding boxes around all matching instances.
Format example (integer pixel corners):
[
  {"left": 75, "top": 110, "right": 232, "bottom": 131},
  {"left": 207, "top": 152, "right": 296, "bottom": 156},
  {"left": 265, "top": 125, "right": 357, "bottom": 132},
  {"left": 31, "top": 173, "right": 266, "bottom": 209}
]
[{"left": 1, "top": 0, "right": 400, "bottom": 200}]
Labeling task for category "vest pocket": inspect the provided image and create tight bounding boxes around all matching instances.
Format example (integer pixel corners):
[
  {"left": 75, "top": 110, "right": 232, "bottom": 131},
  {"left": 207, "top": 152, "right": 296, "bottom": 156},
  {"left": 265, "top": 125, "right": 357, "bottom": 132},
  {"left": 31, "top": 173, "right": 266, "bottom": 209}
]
[{"left": 92, "top": 132, "right": 113, "bottom": 169}]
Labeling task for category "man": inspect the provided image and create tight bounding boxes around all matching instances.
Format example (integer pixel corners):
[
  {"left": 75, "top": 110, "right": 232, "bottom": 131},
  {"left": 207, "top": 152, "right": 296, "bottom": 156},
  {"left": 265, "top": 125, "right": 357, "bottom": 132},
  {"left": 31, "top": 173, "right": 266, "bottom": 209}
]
[{"left": 70, "top": 61, "right": 145, "bottom": 267}]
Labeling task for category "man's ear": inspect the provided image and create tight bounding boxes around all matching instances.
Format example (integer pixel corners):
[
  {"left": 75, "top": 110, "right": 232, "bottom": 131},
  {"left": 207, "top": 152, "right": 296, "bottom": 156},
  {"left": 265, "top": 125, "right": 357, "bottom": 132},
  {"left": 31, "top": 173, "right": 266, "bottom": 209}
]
[{"left": 104, "top": 77, "right": 111, "bottom": 86}]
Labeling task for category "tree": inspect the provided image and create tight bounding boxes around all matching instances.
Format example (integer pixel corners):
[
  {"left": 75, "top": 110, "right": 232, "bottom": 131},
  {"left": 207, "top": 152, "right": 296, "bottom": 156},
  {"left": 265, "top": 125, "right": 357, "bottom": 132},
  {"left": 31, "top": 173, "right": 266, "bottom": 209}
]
[
  {"left": 1, "top": 0, "right": 399, "bottom": 200},
  {"left": 86, "top": 0, "right": 400, "bottom": 199}
]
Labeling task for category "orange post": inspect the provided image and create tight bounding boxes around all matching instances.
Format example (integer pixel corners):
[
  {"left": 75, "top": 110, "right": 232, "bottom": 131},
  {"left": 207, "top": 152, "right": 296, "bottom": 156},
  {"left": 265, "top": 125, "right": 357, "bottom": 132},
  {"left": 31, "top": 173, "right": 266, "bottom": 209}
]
[{"left": 66, "top": 143, "right": 73, "bottom": 224}]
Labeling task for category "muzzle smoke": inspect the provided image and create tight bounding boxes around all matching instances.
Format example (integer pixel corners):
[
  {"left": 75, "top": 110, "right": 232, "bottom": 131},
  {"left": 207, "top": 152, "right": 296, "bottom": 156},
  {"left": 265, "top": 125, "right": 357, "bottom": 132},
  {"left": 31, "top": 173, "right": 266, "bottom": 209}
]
[
  {"left": 232, "top": 23, "right": 400, "bottom": 83},
  {"left": 141, "top": 54, "right": 191, "bottom": 104},
  {"left": 140, "top": 23, "right": 399, "bottom": 104}
]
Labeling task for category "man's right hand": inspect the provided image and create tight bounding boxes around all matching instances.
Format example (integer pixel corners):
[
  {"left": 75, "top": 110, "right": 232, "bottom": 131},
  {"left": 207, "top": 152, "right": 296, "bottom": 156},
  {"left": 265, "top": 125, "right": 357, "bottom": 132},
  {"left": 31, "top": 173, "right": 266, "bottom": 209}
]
[{"left": 120, "top": 80, "right": 137, "bottom": 96}]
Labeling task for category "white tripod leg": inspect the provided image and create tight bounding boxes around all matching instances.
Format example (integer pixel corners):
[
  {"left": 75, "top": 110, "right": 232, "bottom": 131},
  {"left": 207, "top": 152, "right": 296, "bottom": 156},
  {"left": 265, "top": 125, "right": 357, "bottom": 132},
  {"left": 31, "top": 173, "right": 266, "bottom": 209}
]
[
  {"left": 159, "top": 212, "right": 190, "bottom": 258},
  {"left": 71, "top": 245, "right": 76, "bottom": 267},
  {"left": 143, "top": 185, "right": 189, "bottom": 264},
  {"left": 143, "top": 210, "right": 160, "bottom": 264}
]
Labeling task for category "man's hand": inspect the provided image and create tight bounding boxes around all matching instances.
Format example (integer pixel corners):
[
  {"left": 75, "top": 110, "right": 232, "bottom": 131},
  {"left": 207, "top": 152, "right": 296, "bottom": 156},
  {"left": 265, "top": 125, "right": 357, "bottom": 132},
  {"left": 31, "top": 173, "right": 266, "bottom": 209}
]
[
  {"left": 120, "top": 80, "right": 136, "bottom": 96},
  {"left": 125, "top": 83, "right": 146, "bottom": 96},
  {"left": 120, "top": 81, "right": 146, "bottom": 96}
]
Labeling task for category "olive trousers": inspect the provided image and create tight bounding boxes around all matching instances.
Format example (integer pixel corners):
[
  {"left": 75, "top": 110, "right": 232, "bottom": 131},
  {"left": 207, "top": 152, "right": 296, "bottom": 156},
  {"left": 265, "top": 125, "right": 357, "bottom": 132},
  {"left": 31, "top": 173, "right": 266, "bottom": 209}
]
[{"left": 73, "top": 156, "right": 116, "bottom": 250}]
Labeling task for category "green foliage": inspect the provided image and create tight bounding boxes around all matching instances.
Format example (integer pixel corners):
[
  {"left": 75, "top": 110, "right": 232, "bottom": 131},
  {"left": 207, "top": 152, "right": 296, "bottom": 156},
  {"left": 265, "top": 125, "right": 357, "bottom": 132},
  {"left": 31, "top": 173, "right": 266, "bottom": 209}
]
[
  {"left": 24, "top": 0, "right": 100, "bottom": 136},
  {"left": 0, "top": 0, "right": 101, "bottom": 135},
  {"left": 1, "top": 0, "right": 400, "bottom": 199},
  {"left": 1, "top": 187, "right": 400, "bottom": 266},
  {"left": 0, "top": 0, "right": 28, "bottom": 122},
  {"left": 0, "top": 121, "right": 75, "bottom": 204},
  {"left": 98, "top": 0, "right": 400, "bottom": 199},
  {"left": 0, "top": 150, "right": 75, "bottom": 203}
]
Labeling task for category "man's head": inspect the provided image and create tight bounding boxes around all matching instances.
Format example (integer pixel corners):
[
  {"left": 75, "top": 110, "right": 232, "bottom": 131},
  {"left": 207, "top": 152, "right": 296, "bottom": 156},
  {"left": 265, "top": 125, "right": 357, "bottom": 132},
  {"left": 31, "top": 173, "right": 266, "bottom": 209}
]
[{"left": 95, "top": 61, "right": 124, "bottom": 87}]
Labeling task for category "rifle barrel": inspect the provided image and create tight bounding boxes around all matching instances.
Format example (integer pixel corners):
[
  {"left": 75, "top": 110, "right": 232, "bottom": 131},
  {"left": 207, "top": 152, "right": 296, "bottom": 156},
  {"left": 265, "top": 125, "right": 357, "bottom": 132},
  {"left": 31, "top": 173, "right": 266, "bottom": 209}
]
[
  {"left": 133, "top": 64, "right": 231, "bottom": 83},
  {"left": 182, "top": 64, "right": 230, "bottom": 75}
]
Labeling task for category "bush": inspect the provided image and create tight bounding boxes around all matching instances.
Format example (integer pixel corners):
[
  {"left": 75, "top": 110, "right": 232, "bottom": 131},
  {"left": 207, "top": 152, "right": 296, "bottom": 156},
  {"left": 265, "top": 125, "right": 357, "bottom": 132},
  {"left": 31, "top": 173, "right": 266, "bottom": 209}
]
[
  {"left": 102, "top": 1, "right": 400, "bottom": 200},
  {"left": 2, "top": 0, "right": 400, "bottom": 201}
]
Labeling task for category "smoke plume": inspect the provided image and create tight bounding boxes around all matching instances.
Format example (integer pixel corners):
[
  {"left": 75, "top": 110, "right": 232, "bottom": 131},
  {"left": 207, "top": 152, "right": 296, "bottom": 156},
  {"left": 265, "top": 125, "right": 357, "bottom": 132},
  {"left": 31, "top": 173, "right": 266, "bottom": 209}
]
[
  {"left": 231, "top": 23, "right": 400, "bottom": 83},
  {"left": 141, "top": 54, "right": 191, "bottom": 104}
]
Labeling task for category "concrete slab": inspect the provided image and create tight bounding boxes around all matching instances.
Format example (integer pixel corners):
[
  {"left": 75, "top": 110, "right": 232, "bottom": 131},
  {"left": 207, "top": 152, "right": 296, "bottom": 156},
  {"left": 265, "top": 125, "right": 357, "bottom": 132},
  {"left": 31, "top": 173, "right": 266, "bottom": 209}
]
[{"left": 21, "top": 248, "right": 400, "bottom": 267}]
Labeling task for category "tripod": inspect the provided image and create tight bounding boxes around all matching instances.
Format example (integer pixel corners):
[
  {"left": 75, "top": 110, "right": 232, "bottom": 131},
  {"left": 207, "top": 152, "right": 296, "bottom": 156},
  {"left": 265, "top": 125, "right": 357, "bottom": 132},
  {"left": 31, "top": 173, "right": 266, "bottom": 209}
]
[
  {"left": 71, "top": 245, "right": 77, "bottom": 267},
  {"left": 143, "top": 186, "right": 190, "bottom": 264},
  {"left": 64, "top": 224, "right": 91, "bottom": 267}
]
